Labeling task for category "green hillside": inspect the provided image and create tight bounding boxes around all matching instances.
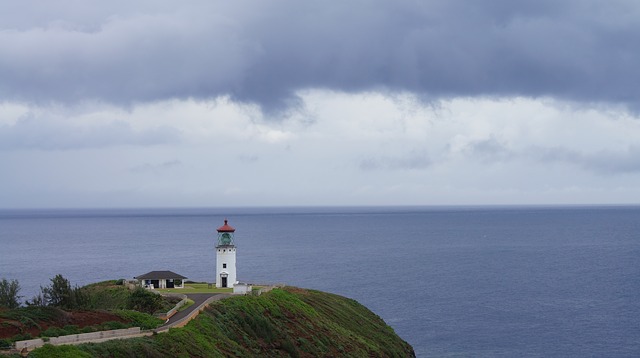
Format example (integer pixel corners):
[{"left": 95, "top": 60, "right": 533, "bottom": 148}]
[{"left": 29, "top": 287, "right": 415, "bottom": 357}]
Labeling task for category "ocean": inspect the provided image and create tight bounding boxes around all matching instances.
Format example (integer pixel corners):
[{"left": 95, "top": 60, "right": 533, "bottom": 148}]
[{"left": 1, "top": 206, "right": 639, "bottom": 357}]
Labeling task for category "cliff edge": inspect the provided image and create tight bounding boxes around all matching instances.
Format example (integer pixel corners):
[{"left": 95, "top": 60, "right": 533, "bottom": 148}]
[{"left": 28, "top": 287, "right": 415, "bottom": 357}]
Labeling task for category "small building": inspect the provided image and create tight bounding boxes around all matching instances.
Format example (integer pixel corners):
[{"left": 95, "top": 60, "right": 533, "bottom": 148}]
[
  {"left": 233, "top": 282, "right": 253, "bottom": 295},
  {"left": 135, "top": 271, "right": 187, "bottom": 289}
]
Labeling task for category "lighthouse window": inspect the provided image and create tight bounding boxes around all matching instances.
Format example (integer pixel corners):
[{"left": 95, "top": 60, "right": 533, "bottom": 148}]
[{"left": 223, "top": 263, "right": 227, "bottom": 268}]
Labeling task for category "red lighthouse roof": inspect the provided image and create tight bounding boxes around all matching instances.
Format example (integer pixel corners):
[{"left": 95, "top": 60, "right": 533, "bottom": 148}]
[{"left": 217, "top": 219, "right": 235, "bottom": 232}]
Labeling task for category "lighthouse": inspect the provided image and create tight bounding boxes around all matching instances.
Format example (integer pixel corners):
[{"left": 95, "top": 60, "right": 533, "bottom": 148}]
[{"left": 215, "top": 219, "right": 237, "bottom": 288}]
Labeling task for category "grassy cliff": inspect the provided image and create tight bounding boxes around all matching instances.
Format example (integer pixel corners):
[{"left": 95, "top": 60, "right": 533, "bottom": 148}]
[{"left": 30, "top": 287, "right": 415, "bottom": 357}]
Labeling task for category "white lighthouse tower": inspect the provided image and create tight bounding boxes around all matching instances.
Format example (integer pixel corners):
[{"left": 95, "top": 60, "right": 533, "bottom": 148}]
[{"left": 215, "top": 219, "right": 237, "bottom": 288}]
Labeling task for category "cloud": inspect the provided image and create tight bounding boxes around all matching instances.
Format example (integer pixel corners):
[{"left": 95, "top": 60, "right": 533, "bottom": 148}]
[
  {"left": 531, "top": 145, "right": 640, "bottom": 174},
  {"left": 461, "top": 137, "right": 513, "bottom": 163},
  {"left": 360, "top": 150, "right": 431, "bottom": 171},
  {"left": 1, "top": 1, "right": 639, "bottom": 112},
  {"left": 0, "top": 115, "right": 180, "bottom": 150},
  {"left": 129, "top": 159, "right": 182, "bottom": 173}
]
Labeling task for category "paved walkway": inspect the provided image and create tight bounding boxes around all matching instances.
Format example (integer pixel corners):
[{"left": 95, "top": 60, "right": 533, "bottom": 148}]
[{"left": 160, "top": 293, "right": 231, "bottom": 329}]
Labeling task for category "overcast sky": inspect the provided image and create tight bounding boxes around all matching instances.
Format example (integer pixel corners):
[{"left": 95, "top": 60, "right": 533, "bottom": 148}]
[{"left": 1, "top": 0, "right": 640, "bottom": 208}]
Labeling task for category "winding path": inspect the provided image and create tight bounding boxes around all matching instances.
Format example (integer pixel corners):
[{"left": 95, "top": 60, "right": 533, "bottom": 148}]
[{"left": 159, "top": 293, "right": 231, "bottom": 330}]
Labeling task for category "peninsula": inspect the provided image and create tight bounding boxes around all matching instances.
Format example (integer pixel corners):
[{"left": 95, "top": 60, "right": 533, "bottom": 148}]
[{"left": 7, "top": 285, "right": 415, "bottom": 357}]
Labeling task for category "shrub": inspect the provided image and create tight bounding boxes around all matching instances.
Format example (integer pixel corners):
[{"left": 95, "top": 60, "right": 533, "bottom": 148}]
[
  {"left": 11, "top": 333, "right": 32, "bottom": 342},
  {"left": 113, "top": 310, "right": 163, "bottom": 330},
  {"left": 41, "top": 326, "right": 67, "bottom": 338},
  {"left": 127, "top": 288, "right": 163, "bottom": 314},
  {"left": 0, "top": 338, "right": 12, "bottom": 349},
  {"left": 101, "top": 321, "right": 127, "bottom": 330}
]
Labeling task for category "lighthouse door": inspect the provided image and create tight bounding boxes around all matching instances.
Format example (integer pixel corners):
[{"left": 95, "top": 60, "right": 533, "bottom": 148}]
[{"left": 221, "top": 277, "right": 228, "bottom": 288}]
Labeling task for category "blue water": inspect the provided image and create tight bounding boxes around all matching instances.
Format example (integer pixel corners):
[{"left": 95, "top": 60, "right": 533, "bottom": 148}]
[{"left": 1, "top": 206, "right": 639, "bottom": 357}]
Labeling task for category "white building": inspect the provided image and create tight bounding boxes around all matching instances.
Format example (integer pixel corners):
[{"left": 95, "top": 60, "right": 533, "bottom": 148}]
[
  {"left": 216, "top": 219, "right": 237, "bottom": 288},
  {"left": 135, "top": 271, "right": 187, "bottom": 289}
]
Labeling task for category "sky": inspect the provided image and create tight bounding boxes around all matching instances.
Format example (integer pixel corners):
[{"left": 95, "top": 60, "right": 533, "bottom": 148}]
[{"left": 1, "top": 0, "right": 640, "bottom": 208}]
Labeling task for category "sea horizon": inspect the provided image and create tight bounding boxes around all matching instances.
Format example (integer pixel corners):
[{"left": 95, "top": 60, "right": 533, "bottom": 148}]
[{"left": 2, "top": 205, "right": 639, "bottom": 357}]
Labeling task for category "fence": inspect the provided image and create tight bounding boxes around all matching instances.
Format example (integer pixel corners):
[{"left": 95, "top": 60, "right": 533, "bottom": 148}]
[
  {"left": 252, "top": 283, "right": 286, "bottom": 296},
  {"left": 155, "top": 293, "right": 188, "bottom": 320}
]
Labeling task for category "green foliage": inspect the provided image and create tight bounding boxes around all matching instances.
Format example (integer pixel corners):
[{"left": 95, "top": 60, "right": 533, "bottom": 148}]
[
  {"left": 127, "top": 287, "right": 164, "bottom": 314},
  {"left": 0, "top": 306, "right": 162, "bottom": 344},
  {"left": 0, "top": 278, "right": 22, "bottom": 309},
  {"left": 37, "top": 274, "right": 88, "bottom": 309},
  {"left": 71, "top": 337, "right": 163, "bottom": 358},
  {"left": 10, "top": 333, "right": 31, "bottom": 342},
  {"left": 0, "top": 338, "right": 12, "bottom": 349},
  {"left": 25, "top": 292, "right": 46, "bottom": 307},
  {"left": 42, "top": 274, "right": 73, "bottom": 308},
  {"left": 81, "top": 282, "right": 131, "bottom": 310},
  {"left": 177, "top": 299, "right": 194, "bottom": 312},
  {"left": 0, "top": 306, "right": 66, "bottom": 323},
  {"left": 28, "top": 344, "right": 92, "bottom": 358},
  {"left": 41, "top": 326, "right": 69, "bottom": 338},
  {"left": 113, "top": 310, "right": 163, "bottom": 330},
  {"left": 32, "top": 287, "right": 414, "bottom": 357},
  {"left": 101, "top": 321, "right": 127, "bottom": 330}
]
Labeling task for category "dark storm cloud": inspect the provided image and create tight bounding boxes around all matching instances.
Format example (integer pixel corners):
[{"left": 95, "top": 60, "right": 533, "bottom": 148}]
[{"left": 1, "top": 0, "right": 639, "bottom": 111}]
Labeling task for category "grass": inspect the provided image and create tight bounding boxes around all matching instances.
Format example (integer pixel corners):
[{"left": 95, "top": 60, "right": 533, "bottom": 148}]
[
  {"left": 30, "top": 287, "right": 415, "bottom": 357},
  {"left": 81, "top": 281, "right": 131, "bottom": 309},
  {"left": 154, "top": 283, "right": 233, "bottom": 294},
  {"left": 177, "top": 299, "right": 195, "bottom": 312}
]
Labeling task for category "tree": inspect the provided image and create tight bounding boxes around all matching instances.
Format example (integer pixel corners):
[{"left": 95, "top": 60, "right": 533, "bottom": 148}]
[
  {"left": 0, "top": 278, "right": 21, "bottom": 309},
  {"left": 42, "top": 274, "right": 74, "bottom": 308},
  {"left": 42, "top": 274, "right": 89, "bottom": 309},
  {"left": 25, "top": 292, "right": 46, "bottom": 307}
]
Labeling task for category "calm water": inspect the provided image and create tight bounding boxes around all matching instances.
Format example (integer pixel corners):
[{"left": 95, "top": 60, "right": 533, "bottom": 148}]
[{"left": 1, "top": 206, "right": 639, "bottom": 357}]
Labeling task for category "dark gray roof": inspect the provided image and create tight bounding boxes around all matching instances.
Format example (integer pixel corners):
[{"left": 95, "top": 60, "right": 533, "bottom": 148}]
[{"left": 135, "top": 270, "right": 187, "bottom": 280}]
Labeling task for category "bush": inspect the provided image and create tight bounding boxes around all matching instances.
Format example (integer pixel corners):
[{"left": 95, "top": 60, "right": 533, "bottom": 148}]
[
  {"left": 10, "top": 333, "right": 32, "bottom": 342},
  {"left": 0, "top": 338, "right": 12, "bottom": 349},
  {"left": 127, "top": 288, "right": 164, "bottom": 314},
  {"left": 113, "top": 310, "right": 163, "bottom": 330},
  {"left": 0, "top": 306, "right": 65, "bottom": 323},
  {"left": 101, "top": 321, "right": 127, "bottom": 330},
  {"left": 41, "top": 326, "right": 68, "bottom": 338},
  {"left": 62, "top": 325, "right": 80, "bottom": 334},
  {"left": 80, "top": 326, "right": 96, "bottom": 333}
]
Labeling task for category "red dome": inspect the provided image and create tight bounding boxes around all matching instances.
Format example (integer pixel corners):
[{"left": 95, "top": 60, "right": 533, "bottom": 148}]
[{"left": 217, "top": 219, "right": 235, "bottom": 232}]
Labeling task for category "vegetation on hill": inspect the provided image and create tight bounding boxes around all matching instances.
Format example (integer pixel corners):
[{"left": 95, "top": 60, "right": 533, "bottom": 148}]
[
  {"left": 0, "top": 278, "right": 167, "bottom": 348},
  {"left": 0, "top": 305, "right": 163, "bottom": 348},
  {"left": 28, "top": 287, "right": 415, "bottom": 357}
]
